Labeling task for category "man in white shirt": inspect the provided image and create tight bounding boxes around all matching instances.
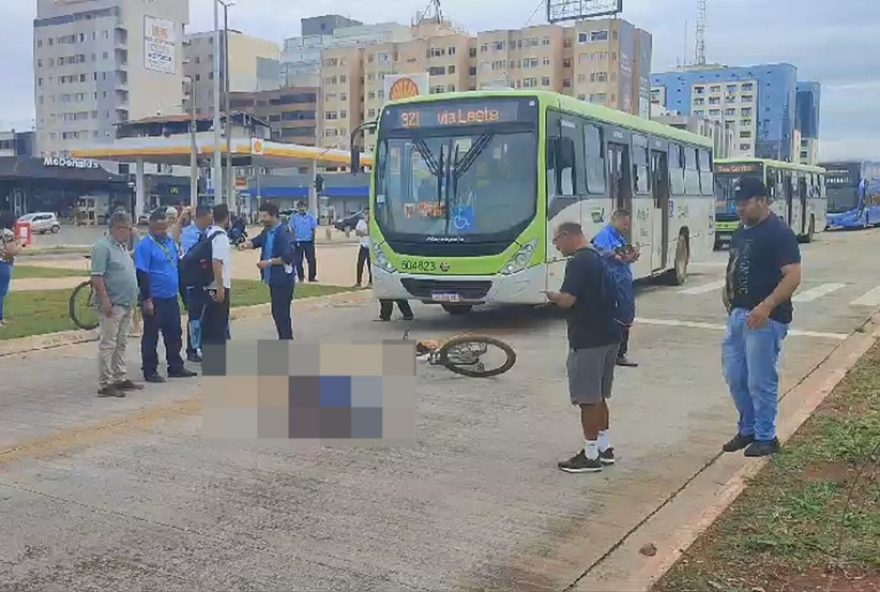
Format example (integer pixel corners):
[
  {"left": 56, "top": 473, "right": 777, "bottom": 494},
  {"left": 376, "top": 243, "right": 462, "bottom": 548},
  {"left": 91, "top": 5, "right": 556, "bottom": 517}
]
[
  {"left": 355, "top": 208, "right": 372, "bottom": 287},
  {"left": 201, "top": 204, "right": 232, "bottom": 345}
]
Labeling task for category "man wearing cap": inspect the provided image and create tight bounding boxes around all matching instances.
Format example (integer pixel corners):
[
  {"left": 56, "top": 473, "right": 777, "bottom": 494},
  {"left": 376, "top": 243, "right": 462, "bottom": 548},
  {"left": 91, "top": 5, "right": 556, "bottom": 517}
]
[{"left": 721, "top": 177, "right": 802, "bottom": 457}]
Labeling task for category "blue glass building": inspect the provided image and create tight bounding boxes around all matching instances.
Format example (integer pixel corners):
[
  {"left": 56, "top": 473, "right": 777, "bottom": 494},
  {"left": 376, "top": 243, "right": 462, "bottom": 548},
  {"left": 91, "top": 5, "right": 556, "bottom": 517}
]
[{"left": 651, "top": 64, "right": 799, "bottom": 161}]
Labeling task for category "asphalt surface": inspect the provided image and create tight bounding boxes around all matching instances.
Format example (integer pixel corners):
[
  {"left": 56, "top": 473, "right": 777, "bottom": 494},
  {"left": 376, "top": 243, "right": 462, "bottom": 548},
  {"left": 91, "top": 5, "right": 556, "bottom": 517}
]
[{"left": 1, "top": 227, "right": 878, "bottom": 592}]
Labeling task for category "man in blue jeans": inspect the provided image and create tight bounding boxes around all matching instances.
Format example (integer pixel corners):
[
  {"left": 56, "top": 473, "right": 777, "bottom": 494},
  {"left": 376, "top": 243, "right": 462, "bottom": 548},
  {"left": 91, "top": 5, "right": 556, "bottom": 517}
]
[
  {"left": 722, "top": 178, "right": 802, "bottom": 457},
  {"left": 289, "top": 201, "right": 318, "bottom": 282}
]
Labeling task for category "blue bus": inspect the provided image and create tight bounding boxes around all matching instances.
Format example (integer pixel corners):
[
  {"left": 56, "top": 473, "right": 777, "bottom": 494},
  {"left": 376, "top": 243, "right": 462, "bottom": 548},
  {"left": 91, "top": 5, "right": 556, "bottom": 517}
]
[{"left": 822, "top": 161, "right": 880, "bottom": 229}]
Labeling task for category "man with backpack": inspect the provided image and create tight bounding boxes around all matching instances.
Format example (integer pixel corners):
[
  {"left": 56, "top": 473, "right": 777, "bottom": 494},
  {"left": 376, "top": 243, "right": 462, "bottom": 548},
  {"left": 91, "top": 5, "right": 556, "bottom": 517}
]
[
  {"left": 179, "top": 204, "right": 214, "bottom": 362},
  {"left": 544, "top": 222, "right": 622, "bottom": 474},
  {"left": 239, "top": 202, "right": 296, "bottom": 339},
  {"left": 592, "top": 210, "right": 640, "bottom": 367},
  {"left": 180, "top": 204, "right": 232, "bottom": 345}
]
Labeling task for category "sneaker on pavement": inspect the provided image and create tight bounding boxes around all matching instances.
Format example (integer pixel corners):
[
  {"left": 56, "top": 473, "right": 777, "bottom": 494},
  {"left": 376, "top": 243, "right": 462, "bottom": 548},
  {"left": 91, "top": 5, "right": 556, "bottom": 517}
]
[
  {"left": 168, "top": 368, "right": 198, "bottom": 378},
  {"left": 599, "top": 448, "right": 616, "bottom": 465},
  {"left": 187, "top": 353, "right": 202, "bottom": 363},
  {"left": 616, "top": 356, "right": 639, "bottom": 368},
  {"left": 722, "top": 433, "right": 756, "bottom": 453},
  {"left": 744, "top": 438, "right": 780, "bottom": 457},
  {"left": 144, "top": 373, "right": 166, "bottom": 384},
  {"left": 114, "top": 379, "right": 143, "bottom": 391},
  {"left": 557, "top": 450, "right": 603, "bottom": 473},
  {"left": 97, "top": 385, "right": 126, "bottom": 398}
]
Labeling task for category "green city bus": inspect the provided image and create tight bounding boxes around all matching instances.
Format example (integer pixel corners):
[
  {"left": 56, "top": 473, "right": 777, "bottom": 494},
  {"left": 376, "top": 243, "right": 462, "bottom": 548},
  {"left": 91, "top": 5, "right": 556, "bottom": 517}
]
[
  {"left": 714, "top": 158, "right": 826, "bottom": 248},
  {"left": 367, "top": 90, "right": 716, "bottom": 314}
]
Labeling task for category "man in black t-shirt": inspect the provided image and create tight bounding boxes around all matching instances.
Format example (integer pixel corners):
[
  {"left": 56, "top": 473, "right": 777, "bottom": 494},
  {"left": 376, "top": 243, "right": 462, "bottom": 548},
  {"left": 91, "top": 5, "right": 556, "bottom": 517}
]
[
  {"left": 545, "top": 222, "right": 622, "bottom": 473},
  {"left": 721, "top": 178, "right": 802, "bottom": 458}
]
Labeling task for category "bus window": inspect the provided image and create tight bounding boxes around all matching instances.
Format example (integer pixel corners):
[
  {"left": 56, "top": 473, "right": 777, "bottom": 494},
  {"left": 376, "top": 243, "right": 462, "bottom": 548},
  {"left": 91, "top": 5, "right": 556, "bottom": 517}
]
[
  {"left": 632, "top": 134, "right": 650, "bottom": 195},
  {"left": 668, "top": 144, "right": 685, "bottom": 195},
  {"left": 561, "top": 117, "right": 586, "bottom": 195},
  {"left": 546, "top": 112, "right": 581, "bottom": 198},
  {"left": 684, "top": 147, "right": 700, "bottom": 195},
  {"left": 584, "top": 123, "right": 606, "bottom": 194},
  {"left": 698, "top": 149, "right": 713, "bottom": 196}
]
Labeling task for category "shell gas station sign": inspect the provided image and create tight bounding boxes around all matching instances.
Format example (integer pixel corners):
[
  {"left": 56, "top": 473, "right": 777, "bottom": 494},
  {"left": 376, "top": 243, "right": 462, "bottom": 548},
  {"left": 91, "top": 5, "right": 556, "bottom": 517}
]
[{"left": 384, "top": 73, "right": 430, "bottom": 102}]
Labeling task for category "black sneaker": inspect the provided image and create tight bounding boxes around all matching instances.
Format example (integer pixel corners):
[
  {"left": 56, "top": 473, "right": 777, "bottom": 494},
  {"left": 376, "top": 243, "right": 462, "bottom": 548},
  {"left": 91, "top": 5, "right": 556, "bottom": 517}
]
[
  {"left": 402, "top": 316, "right": 415, "bottom": 321},
  {"left": 168, "top": 368, "right": 198, "bottom": 378},
  {"left": 616, "top": 356, "right": 639, "bottom": 368},
  {"left": 557, "top": 450, "right": 603, "bottom": 473},
  {"left": 599, "top": 448, "right": 615, "bottom": 465},
  {"left": 144, "top": 373, "right": 166, "bottom": 384},
  {"left": 744, "top": 438, "right": 781, "bottom": 457},
  {"left": 97, "top": 385, "right": 126, "bottom": 398},
  {"left": 722, "top": 433, "right": 755, "bottom": 453},
  {"left": 114, "top": 379, "right": 144, "bottom": 391},
  {"left": 187, "top": 353, "right": 202, "bottom": 363}
]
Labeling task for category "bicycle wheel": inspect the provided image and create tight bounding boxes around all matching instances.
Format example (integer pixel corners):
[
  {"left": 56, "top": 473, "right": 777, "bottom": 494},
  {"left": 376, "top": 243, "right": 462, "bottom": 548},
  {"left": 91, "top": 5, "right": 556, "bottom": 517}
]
[
  {"left": 69, "top": 281, "right": 100, "bottom": 331},
  {"left": 436, "top": 335, "right": 517, "bottom": 378}
]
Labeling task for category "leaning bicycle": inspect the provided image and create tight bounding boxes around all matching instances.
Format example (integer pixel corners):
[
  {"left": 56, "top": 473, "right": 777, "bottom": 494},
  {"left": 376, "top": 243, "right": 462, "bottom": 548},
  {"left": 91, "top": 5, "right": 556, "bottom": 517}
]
[
  {"left": 404, "top": 331, "right": 517, "bottom": 378},
  {"left": 69, "top": 255, "right": 100, "bottom": 331}
]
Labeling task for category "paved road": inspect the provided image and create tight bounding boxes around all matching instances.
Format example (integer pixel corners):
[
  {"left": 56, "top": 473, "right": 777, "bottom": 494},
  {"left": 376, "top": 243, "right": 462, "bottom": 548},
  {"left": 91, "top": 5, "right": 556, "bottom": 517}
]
[{"left": 1, "top": 228, "right": 878, "bottom": 592}]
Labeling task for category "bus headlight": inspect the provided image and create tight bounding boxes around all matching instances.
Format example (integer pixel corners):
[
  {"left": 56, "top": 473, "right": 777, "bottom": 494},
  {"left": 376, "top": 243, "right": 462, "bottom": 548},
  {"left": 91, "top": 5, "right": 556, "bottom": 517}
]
[
  {"left": 373, "top": 243, "right": 397, "bottom": 273},
  {"left": 501, "top": 240, "right": 537, "bottom": 275}
]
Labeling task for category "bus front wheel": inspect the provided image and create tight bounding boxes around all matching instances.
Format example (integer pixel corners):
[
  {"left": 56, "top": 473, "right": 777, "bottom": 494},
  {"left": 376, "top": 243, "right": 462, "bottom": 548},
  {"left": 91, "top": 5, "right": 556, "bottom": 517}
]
[{"left": 441, "top": 304, "right": 473, "bottom": 315}]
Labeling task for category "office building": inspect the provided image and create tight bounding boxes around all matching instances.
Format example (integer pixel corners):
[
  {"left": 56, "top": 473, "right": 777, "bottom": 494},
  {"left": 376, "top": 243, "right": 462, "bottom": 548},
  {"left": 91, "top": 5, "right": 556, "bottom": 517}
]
[
  {"left": 301, "top": 15, "right": 362, "bottom": 37},
  {"left": 651, "top": 105, "right": 734, "bottom": 159},
  {"left": 796, "top": 81, "right": 821, "bottom": 165},
  {"left": 33, "top": 0, "right": 190, "bottom": 157},
  {"left": 184, "top": 30, "right": 281, "bottom": 116},
  {"left": 0, "top": 131, "right": 36, "bottom": 158},
  {"left": 229, "top": 87, "right": 319, "bottom": 146},
  {"left": 651, "top": 63, "right": 799, "bottom": 161}
]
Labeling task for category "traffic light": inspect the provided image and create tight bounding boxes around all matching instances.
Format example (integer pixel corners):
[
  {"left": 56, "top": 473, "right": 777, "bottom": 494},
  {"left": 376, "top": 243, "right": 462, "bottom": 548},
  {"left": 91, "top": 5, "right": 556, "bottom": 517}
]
[{"left": 314, "top": 174, "right": 324, "bottom": 193}]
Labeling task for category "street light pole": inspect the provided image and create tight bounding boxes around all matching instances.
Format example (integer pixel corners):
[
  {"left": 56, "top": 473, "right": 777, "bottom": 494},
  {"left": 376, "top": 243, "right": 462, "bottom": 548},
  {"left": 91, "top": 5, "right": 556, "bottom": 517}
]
[
  {"left": 184, "top": 74, "right": 198, "bottom": 208},
  {"left": 212, "top": 0, "right": 222, "bottom": 207},
  {"left": 220, "top": 0, "right": 235, "bottom": 213}
]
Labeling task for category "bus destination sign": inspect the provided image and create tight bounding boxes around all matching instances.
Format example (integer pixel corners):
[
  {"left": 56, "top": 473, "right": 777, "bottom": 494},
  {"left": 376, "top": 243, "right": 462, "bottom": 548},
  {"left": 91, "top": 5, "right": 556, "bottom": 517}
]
[
  {"left": 385, "top": 100, "right": 531, "bottom": 131},
  {"left": 715, "top": 163, "right": 763, "bottom": 175}
]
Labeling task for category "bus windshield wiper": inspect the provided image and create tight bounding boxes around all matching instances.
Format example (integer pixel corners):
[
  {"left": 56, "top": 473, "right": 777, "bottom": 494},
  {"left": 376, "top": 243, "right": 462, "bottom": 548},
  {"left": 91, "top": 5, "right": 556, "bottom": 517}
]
[{"left": 453, "top": 133, "right": 494, "bottom": 181}]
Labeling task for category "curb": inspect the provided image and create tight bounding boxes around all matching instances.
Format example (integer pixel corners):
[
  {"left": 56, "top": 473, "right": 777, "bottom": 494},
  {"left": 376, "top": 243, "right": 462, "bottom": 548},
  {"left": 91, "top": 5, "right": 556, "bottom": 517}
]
[
  {"left": 0, "top": 289, "right": 373, "bottom": 358},
  {"left": 570, "top": 312, "right": 880, "bottom": 592}
]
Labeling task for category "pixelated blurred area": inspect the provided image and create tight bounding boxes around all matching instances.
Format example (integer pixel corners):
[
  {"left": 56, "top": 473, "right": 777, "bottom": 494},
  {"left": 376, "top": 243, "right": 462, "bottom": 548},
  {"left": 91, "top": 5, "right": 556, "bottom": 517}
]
[{"left": 201, "top": 341, "right": 416, "bottom": 446}]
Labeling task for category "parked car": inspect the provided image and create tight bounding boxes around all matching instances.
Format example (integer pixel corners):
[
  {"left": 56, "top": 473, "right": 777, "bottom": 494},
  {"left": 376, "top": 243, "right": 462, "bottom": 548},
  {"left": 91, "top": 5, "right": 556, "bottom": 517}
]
[
  {"left": 18, "top": 212, "right": 60, "bottom": 234},
  {"left": 334, "top": 210, "right": 365, "bottom": 232}
]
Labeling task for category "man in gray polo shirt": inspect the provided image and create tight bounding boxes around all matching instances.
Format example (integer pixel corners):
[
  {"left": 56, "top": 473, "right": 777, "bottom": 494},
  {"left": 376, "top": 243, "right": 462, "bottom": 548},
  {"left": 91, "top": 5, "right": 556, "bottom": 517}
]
[{"left": 90, "top": 212, "right": 142, "bottom": 397}]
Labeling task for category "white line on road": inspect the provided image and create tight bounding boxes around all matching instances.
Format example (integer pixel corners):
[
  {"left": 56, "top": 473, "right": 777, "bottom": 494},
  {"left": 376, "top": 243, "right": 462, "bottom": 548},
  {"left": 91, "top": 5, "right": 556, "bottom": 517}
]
[
  {"left": 635, "top": 317, "right": 848, "bottom": 341},
  {"left": 851, "top": 287, "right": 880, "bottom": 307},
  {"left": 679, "top": 280, "right": 726, "bottom": 295},
  {"left": 792, "top": 283, "right": 846, "bottom": 303}
]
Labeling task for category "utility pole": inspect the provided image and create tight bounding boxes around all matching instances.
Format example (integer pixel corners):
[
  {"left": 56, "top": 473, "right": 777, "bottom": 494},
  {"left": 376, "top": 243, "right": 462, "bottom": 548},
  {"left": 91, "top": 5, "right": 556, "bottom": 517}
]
[
  {"left": 212, "top": 1, "right": 222, "bottom": 206},
  {"left": 221, "top": 1, "right": 234, "bottom": 213},
  {"left": 188, "top": 76, "right": 198, "bottom": 208},
  {"left": 695, "top": 0, "right": 707, "bottom": 65}
]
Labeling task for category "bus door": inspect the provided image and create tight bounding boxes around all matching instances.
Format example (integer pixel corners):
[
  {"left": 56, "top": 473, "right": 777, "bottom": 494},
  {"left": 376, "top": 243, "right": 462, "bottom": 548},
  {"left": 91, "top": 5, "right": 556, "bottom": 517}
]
[
  {"left": 607, "top": 142, "right": 633, "bottom": 240},
  {"left": 798, "top": 175, "right": 809, "bottom": 234},
  {"left": 650, "top": 150, "right": 669, "bottom": 270}
]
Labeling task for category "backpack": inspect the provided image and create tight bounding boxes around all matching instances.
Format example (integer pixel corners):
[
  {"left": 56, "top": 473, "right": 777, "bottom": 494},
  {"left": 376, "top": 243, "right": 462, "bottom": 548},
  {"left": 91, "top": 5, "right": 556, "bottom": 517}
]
[{"left": 180, "top": 229, "right": 225, "bottom": 288}]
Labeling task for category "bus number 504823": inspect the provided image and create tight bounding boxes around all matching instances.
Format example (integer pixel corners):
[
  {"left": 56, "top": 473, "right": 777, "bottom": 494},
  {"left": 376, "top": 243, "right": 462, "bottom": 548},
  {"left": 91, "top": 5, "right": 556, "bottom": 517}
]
[{"left": 401, "top": 260, "right": 436, "bottom": 272}]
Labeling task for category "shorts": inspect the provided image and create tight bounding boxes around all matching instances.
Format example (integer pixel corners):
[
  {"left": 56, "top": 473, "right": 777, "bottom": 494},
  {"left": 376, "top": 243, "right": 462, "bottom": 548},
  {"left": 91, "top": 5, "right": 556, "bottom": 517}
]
[{"left": 566, "top": 344, "right": 618, "bottom": 405}]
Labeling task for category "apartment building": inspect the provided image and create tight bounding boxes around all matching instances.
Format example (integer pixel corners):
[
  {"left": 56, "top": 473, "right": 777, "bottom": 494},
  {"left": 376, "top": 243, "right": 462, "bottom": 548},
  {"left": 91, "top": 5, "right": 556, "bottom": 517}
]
[
  {"left": 184, "top": 30, "right": 281, "bottom": 117},
  {"left": 33, "top": 0, "right": 190, "bottom": 157},
  {"left": 228, "top": 87, "right": 319, "bottom": 146},
  {"left": 652, "top": 64, "right": 802, "bottom": 161},
  {"left": 320, "top": 47, "right": 364, "bottom": 150}
]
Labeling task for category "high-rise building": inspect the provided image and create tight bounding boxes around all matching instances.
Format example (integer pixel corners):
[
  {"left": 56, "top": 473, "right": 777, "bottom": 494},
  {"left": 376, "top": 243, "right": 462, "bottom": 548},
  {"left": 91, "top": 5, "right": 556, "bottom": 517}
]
[
  {"left": 311, "top": 16, "right": 652, "bottom": 151},
  {"left": 796, "top": 81, "right": 821, "bottom": 165},
  {"left": 183, "top": 30, "right": 281, "bottom": 116},
  {"left": 228, "top": 87, "right": 319, "bottom": 146},
  {"left": 33, "top": 0, "right": 190, "bottom": 157},
  {"left": 651, "top": 64, "right": 799, "bottom": 161}
]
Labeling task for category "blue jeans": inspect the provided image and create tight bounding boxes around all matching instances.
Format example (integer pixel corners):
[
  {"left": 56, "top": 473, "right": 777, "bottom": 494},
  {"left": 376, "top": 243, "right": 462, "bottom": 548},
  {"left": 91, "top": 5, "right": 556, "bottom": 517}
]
[
  {"left": 722, "top": 308, "right": 789, "bottom": 441},
  {"left": 0, "top": 262, "right": 11, "bottom": 321}
]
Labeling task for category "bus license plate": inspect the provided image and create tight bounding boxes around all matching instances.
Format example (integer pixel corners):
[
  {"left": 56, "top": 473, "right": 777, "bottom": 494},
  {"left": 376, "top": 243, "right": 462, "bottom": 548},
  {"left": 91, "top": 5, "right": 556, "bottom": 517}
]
[{"left": 432, "top": 292, "right": 460, "bottom": 303}]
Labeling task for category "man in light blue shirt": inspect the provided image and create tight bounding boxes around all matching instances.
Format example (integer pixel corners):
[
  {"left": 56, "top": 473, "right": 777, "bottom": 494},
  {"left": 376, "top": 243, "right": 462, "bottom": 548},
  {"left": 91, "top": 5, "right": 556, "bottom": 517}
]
[{"left": 288, "top": 201, "right": 318, "bottom": 282}]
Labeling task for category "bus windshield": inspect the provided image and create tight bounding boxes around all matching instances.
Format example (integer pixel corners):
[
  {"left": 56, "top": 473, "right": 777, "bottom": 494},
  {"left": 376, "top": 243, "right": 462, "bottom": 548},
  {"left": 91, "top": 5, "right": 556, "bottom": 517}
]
[
  {"left": 714, "top": 171, "right": 763, "bottom": 217},
  {"left": 374, "top": 98, "right": 538, "bottom": 242},
  {"left": 826, "top": 185, "right": 859, "bottom": 214}
]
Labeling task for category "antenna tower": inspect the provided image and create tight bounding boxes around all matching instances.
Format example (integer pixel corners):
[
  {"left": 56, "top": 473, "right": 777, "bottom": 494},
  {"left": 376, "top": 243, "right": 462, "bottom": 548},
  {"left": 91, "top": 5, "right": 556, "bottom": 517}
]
[{"left": 695, "top": 0, "right": 707, "bottom": 65}]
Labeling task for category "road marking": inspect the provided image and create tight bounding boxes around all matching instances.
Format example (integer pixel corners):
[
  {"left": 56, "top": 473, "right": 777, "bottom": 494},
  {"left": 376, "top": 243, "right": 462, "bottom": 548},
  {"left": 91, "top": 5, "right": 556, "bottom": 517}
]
[
  {"left": 851, "top": 287, "right": 880, "bottom": 307},
  {"left": 635, "top": 317, "right": 847, "bottom": 341},
  {"left": 792, "top": 283, "right": 846, "bottom": 303},
  {"left": 679, "top": 280, "right": 726, "bottom": 295}
]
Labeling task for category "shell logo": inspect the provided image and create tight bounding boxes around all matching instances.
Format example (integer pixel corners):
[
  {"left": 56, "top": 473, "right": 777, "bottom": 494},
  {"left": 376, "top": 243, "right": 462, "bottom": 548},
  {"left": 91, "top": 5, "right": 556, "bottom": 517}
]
[
  {"left": 251, "top": 139, "right": 264, "bottom": 155},
  {"left": 388, "top": 77, "right": 421, "bottom": 101}
]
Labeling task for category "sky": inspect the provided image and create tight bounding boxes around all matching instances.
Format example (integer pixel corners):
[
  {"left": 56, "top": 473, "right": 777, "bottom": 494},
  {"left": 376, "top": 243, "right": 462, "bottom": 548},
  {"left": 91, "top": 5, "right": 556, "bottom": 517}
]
[{"left": 4, "top": 0, "right": 878, "bottom": 160}]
